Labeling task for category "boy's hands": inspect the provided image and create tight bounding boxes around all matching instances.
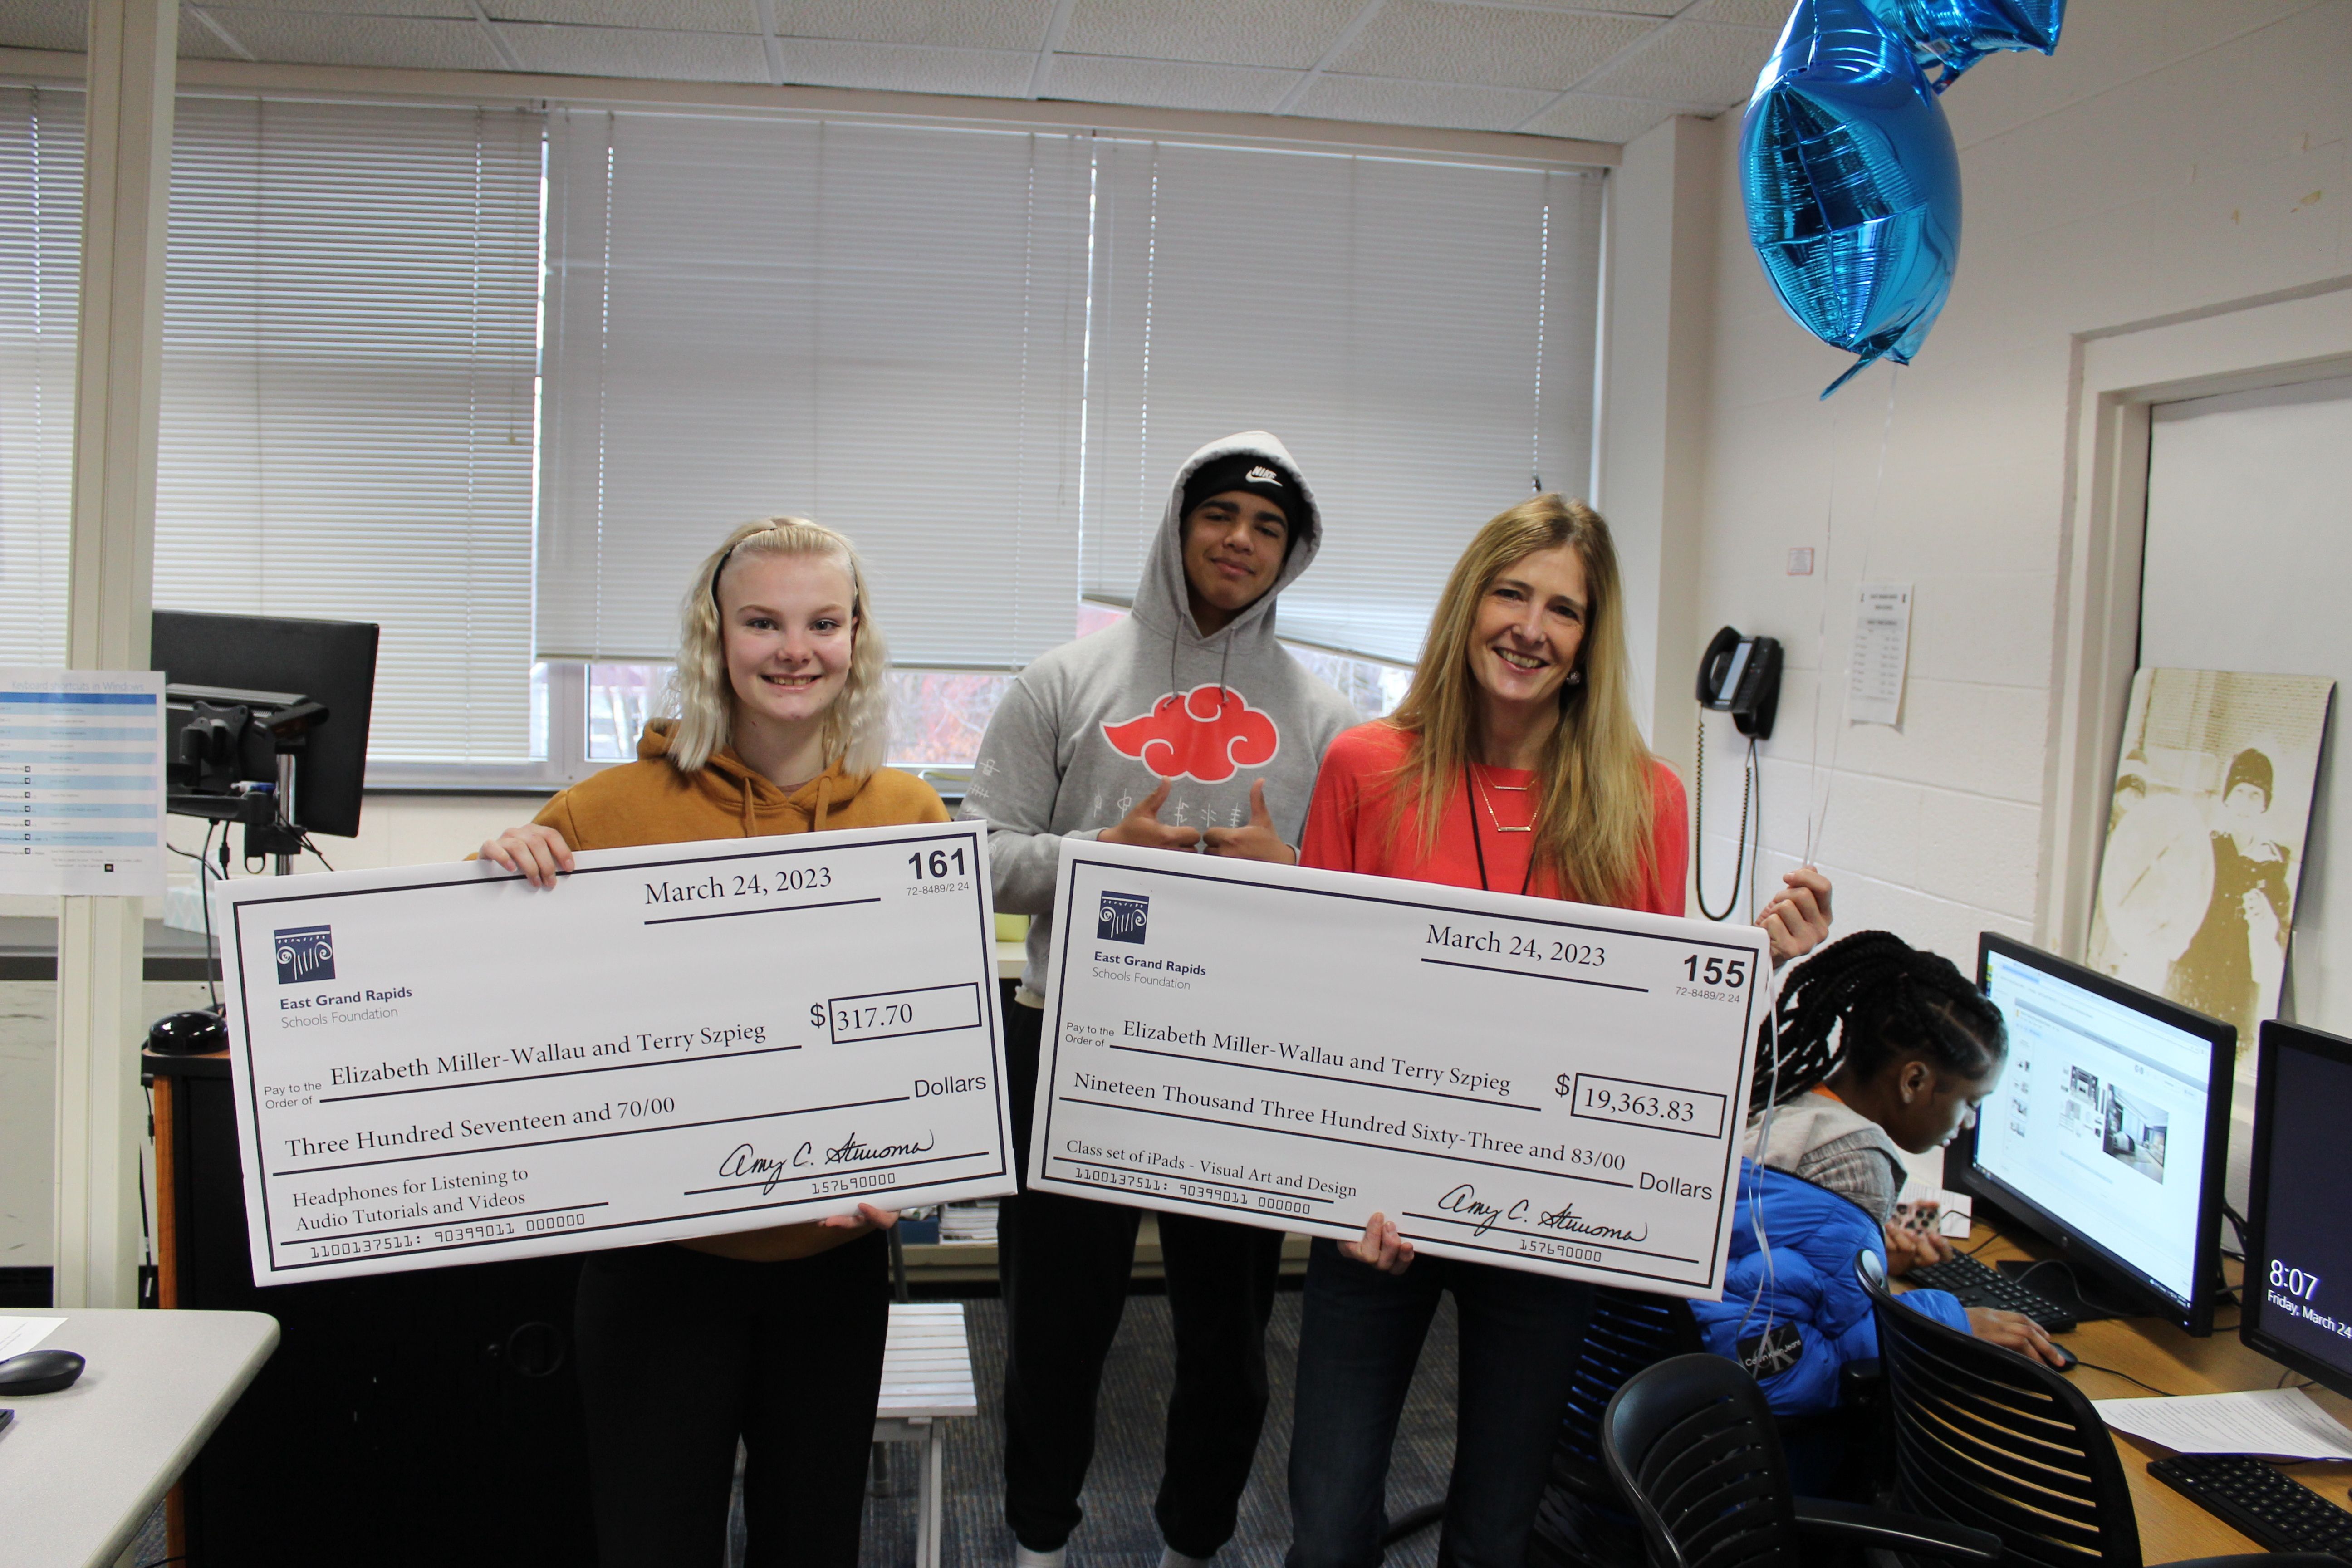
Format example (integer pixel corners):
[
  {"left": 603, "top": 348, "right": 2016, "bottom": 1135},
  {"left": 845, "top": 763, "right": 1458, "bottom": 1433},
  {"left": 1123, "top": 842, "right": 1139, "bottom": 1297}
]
[{"left": 1203, "top": 780, "right": 1296, "bottom": 864}]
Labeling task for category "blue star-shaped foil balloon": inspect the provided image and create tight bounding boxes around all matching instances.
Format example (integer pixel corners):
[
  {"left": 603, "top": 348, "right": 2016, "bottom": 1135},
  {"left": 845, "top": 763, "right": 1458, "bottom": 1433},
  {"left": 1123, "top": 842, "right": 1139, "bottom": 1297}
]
[
  {"left": 1742, "top": 0, "right": 1964, "bottom": 397},
  {"left": 1858, "top": 0, "right": 2064, "bottom": 90}
]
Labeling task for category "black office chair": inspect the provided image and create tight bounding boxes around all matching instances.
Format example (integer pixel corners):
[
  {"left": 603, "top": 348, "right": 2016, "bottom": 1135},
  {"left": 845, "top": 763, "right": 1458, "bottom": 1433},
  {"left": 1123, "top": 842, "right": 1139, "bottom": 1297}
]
[
  {"left": 1531, "top": 1287, "right": 1704, "bottom": 1568},
  {"left": 1856, "top": 1250, "right": 2337, "bottom": 1568},
  {"left": 1600, "top": 1351, "right": 2003, "bottom": 1568}
]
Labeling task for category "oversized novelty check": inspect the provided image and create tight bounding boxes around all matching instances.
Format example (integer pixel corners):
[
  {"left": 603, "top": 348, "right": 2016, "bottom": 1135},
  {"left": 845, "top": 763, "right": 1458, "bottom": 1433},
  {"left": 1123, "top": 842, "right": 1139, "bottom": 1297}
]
[
  {"left": 1031, "top": 840, "right": 1768, "bottom": 1297},
  {"left": 216, "top": 821, "right": 1013, "bottom": 1283}
]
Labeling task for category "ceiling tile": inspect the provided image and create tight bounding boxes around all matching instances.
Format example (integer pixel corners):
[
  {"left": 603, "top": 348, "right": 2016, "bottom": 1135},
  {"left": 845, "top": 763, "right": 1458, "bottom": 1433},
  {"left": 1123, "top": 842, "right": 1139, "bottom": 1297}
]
[
  {"left": 1061, "top": 0, "right": 1362, "bottom": 71},
  {"left": 774, "top": 37, "right": 1037, "bottom": 97},
  {"left": 773, "top": 0, "right": 1056, "bottom": 52},
  {"left": 0, "top": 0, "right": 86, "bottom": 51},
  {"left": 1519, "top": 91, "right": 1686, "bottom": 143},
  {"left": 1334, "top": 0, "right": 1657, "bottom": 92},
  {"left": 197, "top": 10, "right": 507, "bottom": 68},
  {"left": 1687, "top": 0, "right": 1793, "bottom": 27},
  {"left": 1574, "top": 20, "right": 1774, "bottom": 104},
  {"left": 486, "top": 0, "right": 757, "bottom": 30},
  {"left": 1291, "top": 72, "right": 1553, "bottom": 132},
  {"left": 204, "top": 0, "right": 472, "bottom": 17},
  {"left": 495, "top": 22, "right": 769, "bottom": 79},
  {"left": 1043, "top": 54, "right": 1300, "bottom": 114}
]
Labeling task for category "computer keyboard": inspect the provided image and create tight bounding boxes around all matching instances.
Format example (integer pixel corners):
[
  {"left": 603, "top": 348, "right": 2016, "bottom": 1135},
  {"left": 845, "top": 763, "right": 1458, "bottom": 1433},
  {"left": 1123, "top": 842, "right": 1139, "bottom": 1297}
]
[
  {"left": 1904, "top": 1252, "right": 2078, "bottom": 1332},
  {"left": 2149, "top": 1452, "right": 2352, "bottom": 1556}
]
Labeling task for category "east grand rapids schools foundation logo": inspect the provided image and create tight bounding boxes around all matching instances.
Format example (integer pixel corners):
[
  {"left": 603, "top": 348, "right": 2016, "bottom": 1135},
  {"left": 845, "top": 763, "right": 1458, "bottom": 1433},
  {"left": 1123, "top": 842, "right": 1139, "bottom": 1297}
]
[
  {"left": 276, "top": 924, "right": 335, "bottom": 985},
  {"left": 1097, "top": 893, "right": 1149, "bottom": 945}
]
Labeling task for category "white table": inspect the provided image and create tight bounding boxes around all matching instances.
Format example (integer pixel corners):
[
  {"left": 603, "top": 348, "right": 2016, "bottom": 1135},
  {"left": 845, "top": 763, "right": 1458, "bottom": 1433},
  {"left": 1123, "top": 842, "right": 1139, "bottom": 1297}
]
[
  {"left": 0, "top": 1308, "right": 278, "bottom": 1568},
  {"left": 872, "top": 1303, "right": 978, "bottom": 1568}
]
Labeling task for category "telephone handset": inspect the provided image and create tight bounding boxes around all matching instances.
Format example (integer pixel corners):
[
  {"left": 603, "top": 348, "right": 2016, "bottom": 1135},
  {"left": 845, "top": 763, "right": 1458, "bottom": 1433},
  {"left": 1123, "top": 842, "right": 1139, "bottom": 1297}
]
[
  {"left": 1692, "top": 626, "right": 1779, "bottom": 923},
  {"left": 1696, "top": 626, "right": 1782, "bottom": 740}
]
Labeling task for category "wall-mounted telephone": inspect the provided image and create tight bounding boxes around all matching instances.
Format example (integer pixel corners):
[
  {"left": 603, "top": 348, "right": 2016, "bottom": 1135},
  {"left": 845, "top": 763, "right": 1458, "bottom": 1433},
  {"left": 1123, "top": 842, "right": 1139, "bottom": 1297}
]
[
  {"left": 1696, "top": 626, "right": 1782, "bottom": 741},
  {"left": 1693, "top": 626, "right": 1781, "bottom": 923}
]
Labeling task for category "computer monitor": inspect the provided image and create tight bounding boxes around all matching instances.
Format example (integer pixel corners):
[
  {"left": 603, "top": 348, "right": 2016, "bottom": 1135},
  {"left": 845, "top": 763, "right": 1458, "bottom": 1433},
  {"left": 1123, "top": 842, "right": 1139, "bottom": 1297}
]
[
  {"left": 2241, "top": 1019, "right": 2352, "bottom": 1395},
  {"left": 152, "top": 610, "right": 378, "bottom": 839},
  {"left": 1958, "top": 932, "right": 2236, "bottom": 1336}
]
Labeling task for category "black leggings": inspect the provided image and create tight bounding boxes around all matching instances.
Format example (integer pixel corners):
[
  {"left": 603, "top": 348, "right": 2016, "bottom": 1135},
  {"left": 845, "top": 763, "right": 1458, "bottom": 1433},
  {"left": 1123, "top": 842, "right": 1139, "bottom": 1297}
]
[{"left": 573, "top": 1231, "right": 889, "bottom": 1568}]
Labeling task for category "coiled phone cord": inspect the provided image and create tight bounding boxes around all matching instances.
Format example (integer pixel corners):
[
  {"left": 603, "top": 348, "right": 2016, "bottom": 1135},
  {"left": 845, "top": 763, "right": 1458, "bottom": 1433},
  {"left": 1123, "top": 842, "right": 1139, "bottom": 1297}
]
[{"left": 1693, "top": 712, "right": 1757, "bottom": 922}]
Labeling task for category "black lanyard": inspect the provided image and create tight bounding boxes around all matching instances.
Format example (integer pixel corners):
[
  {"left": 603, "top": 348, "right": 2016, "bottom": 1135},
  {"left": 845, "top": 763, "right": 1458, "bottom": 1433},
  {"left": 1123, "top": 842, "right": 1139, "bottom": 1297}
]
[{"left": 1465, "top": 766, "right": 1536, "bottom": 897}]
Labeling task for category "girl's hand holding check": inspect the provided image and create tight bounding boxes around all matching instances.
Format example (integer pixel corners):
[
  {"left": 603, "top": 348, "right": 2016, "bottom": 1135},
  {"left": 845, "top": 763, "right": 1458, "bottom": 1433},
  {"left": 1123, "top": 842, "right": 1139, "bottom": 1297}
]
[
  {"left": 818, "top": 1203, "right": 899, "bottom": 1234},
  {"left": 1343, "top": 1212, "right": 1415, "bottom": 1274},
  {"left": 481, "top": 823, "right": 574, "bottom": 888},
  {"left": 1759, "top": 867, "right": 1833, "bottom": 966}
]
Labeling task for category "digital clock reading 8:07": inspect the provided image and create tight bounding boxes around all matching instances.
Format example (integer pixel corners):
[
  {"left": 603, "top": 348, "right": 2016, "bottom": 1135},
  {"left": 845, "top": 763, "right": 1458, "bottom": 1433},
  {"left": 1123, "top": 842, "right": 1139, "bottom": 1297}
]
[{"left": 2272, "top": 1260, "right": 2323, "bottom": 1301}]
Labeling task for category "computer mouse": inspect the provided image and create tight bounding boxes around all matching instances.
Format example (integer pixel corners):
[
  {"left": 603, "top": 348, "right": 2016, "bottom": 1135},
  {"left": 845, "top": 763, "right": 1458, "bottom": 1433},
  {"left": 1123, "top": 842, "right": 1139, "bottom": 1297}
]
[
  {"left": 2048, "top": 1341, "right": 2079, "bottom": 1373},
  {"left": 0, "top": 1349, "right": 84, "bottom": 1395},
  {"left": 148, "top": 1009, "right": 228, "bottom": 1056}
]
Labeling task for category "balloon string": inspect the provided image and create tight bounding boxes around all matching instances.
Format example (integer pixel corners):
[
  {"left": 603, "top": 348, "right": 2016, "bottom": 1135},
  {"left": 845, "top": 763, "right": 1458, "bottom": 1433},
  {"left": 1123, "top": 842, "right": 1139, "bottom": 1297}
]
[
  {"left": 1799, "top": 386, "right": 1845, "bottom": 866},
  {"left": 1803, "top": 363, "right": 1901, "bottom": 867}
]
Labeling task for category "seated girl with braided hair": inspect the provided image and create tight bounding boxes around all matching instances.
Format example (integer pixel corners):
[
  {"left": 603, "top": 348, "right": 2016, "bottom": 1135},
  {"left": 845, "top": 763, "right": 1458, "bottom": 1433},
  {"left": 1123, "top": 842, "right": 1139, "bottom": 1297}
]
[{"left": 1689, "top": 931, "right": 2064, "bottom": 1428}]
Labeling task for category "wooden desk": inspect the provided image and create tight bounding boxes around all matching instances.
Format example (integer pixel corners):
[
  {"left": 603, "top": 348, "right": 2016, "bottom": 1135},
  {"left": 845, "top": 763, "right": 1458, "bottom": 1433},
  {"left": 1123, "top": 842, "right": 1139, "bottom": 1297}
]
[{"left": 1954, "top": 1223, "right": 2352, "bottom": 1561}]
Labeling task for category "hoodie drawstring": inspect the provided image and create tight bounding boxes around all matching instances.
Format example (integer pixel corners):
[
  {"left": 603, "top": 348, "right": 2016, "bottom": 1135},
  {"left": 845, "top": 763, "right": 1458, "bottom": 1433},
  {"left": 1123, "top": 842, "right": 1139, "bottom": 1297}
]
[
  {"left": 1167, "top": 622, "right": 1239, "bottom": 706},
  {"left": 735, "top": 765, "right": 836, "bottom": 836}
]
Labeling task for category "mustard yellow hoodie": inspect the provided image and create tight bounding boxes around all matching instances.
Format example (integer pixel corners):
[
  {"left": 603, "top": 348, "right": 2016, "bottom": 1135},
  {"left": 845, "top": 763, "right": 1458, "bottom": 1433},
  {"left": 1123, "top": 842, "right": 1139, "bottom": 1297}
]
[
  {"left": 531, "top": 720, "right": 948, "bottom": 851},
  {"left": 525, "top": 720, "right": 948, "bottom": 1260}
]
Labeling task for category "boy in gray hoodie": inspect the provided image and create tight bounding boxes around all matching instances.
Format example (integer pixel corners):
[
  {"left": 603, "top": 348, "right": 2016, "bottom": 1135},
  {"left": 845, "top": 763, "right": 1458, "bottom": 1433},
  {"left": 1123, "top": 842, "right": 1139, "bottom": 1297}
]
[{"left": 960, "top": 431, "right": 1359, "bottom": 1568}]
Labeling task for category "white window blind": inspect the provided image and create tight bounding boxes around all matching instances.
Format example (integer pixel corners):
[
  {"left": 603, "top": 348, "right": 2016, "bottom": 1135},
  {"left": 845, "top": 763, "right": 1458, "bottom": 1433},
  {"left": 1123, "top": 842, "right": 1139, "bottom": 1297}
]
[
  {"left": 1079, "top": 140, "right": 1603, "bottom": 665},
  {"left": 155, "top": 96, "right": 543, "bottom": 762},
  {"left": 0, "top": 86, "right": 82, "bottom": 669},
  {"left": 538, "top": 112, "right": 1089, "bottom": 668}
]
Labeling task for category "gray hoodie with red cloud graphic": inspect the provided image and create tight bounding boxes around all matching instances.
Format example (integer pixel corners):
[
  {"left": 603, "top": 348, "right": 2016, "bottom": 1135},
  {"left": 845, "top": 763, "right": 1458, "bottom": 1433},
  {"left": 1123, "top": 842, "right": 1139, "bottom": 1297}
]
[{"left": 960, "top": 430, "right": 1362, "bottom": 1000}]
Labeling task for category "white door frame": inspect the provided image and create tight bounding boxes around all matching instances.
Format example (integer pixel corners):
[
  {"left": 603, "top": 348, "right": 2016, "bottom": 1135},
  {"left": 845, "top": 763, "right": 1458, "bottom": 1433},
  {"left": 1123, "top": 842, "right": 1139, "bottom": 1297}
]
[{"left": 2039, "top": 276, "right": 2352, "bottom": 960}]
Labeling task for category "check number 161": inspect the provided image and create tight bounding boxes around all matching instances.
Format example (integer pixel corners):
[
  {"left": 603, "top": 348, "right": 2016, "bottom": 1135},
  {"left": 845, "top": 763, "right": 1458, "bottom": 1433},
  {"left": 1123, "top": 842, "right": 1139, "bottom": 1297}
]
[{"left": 1682, "top": 954, "right": 1749, "bottom": 987}]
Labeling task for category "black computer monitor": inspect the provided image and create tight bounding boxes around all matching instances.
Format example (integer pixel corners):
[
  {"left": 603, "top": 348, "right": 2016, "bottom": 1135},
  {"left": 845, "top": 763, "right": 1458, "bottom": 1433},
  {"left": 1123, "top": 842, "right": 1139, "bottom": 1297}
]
[
  {"left": 152, "top": 610, "right": 378, "bottom": 839},
  {"left": 1957, "top": 932, "right": 2236, "bottom": 1336},
  {"left": 2241, "top": 1019, "right": 2352, "bottom": 1394}
]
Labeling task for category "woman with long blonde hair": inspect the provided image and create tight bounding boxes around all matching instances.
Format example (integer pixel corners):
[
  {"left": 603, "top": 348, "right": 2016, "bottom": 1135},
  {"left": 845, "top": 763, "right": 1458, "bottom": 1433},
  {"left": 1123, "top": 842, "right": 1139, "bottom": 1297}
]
[
  {"left": 480, "top": 516, "right": 947, "bottom": 1568},
  {"left": 1284, "top": 495, "right": 1831, "bottom": 1568}
]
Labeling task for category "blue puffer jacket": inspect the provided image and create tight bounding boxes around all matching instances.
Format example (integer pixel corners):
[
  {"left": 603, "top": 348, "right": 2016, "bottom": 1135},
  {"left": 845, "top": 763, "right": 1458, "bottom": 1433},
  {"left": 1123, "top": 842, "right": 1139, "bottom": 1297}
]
[{"left": 1688, "top": 1159, "right": 1971, "bottom": 1416}]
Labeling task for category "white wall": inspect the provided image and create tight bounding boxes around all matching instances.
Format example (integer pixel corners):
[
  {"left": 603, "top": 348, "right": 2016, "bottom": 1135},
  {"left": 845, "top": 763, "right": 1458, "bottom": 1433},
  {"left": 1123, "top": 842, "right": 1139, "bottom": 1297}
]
[
  {"left": 1683, "top": 0, "right": 2351, "bottom": 963},
  {"left": 1602, "top": 113, "right": 1720, "bottom": 783}
]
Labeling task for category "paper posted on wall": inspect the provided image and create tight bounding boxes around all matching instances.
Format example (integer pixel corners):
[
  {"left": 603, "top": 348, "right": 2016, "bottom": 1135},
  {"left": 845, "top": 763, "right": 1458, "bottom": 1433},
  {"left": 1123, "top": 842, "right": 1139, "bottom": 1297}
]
[
  {"left": 0, "top": 668, "right": 167, "bottom": 897},
  {"left": 1847, "top": 583, "right": 1912, "bottom": 727}
]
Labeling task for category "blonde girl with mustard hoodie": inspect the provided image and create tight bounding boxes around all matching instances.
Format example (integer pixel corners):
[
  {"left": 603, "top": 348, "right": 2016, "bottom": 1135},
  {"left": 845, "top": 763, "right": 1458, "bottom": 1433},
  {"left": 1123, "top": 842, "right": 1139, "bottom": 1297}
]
[{"left": 480, "top": 518, "right": 946, "bottom": 1568}]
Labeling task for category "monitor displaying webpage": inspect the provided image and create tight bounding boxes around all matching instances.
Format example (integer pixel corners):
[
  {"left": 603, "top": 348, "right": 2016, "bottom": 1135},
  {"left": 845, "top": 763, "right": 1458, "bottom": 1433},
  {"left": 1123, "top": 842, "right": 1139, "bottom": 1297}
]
[{"left": 1974, "top": 949, "right": 2215, "bottom": 1306}]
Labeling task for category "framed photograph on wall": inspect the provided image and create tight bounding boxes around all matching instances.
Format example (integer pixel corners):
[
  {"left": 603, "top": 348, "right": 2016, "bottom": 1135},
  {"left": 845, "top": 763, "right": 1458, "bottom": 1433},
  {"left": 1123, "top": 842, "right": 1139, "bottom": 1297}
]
[{"left": 2087, "top": 667, "right": 2335, "bottom": 1049}]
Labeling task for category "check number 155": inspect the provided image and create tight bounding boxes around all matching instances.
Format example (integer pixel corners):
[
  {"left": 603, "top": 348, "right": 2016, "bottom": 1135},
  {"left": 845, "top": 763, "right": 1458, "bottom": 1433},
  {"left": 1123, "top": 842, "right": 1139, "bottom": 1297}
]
[{"left": 1682, "top": 954, "right": 1749, "bottom": 988}]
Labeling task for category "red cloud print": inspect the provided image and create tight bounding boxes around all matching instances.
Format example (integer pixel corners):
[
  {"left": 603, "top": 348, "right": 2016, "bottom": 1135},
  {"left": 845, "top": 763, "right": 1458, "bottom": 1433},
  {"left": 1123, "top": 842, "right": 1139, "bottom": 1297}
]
[{"left": 1100, "top": 686, "right": 1280, "bottom": 784}]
